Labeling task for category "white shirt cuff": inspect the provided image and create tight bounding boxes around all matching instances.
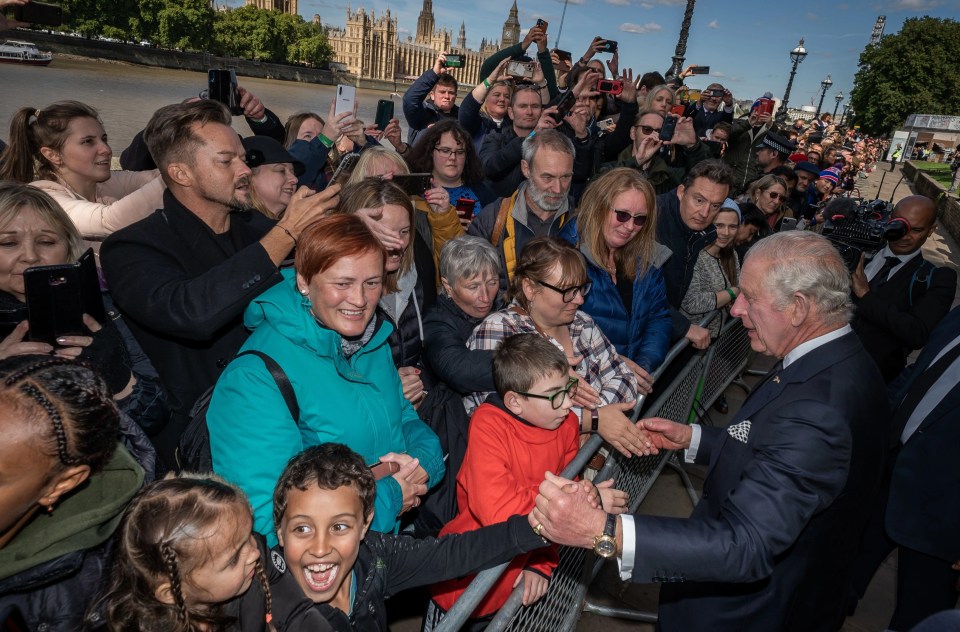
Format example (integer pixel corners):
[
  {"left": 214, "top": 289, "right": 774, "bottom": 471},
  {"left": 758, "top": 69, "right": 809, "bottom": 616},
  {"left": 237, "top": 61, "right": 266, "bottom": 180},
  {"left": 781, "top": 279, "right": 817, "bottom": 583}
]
[
  {"left": 617, "top": 514, "right": 636, "bottom": 581},
  {"left": 684, "top": 424, "right": 702, "bottom": 463}
]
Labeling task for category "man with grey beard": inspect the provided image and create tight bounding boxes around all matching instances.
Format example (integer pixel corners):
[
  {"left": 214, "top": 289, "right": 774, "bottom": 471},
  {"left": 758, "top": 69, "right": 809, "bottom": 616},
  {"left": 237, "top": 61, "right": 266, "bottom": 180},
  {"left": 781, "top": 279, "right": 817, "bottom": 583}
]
[
  {"left": 469, "top": 129, "right": 576, "bottom": 292},
  {"left": 101, "top": 100, "right": 337, "bottom": 469}
]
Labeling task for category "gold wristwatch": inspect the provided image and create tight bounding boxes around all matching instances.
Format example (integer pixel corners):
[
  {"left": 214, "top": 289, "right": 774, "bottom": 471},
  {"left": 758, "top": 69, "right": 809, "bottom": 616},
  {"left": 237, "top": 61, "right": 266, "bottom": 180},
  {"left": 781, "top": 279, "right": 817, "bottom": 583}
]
[{"left": 593, "top": 513, "right": 617, "bottom": 558}]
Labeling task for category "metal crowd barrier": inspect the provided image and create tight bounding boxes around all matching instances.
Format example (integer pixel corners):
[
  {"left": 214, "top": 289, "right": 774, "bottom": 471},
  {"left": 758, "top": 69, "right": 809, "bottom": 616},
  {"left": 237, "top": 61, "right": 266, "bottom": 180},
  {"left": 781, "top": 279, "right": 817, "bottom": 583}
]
[{"left": 427, "top": 313, "right": 751, "bottom": 632}]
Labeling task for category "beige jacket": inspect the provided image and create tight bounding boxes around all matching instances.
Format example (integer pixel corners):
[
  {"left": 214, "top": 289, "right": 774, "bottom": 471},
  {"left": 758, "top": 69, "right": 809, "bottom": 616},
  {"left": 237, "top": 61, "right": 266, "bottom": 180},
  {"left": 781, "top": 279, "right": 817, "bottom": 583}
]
[{"left": 30, "top": 170, "right": 165, "bottom": 239}]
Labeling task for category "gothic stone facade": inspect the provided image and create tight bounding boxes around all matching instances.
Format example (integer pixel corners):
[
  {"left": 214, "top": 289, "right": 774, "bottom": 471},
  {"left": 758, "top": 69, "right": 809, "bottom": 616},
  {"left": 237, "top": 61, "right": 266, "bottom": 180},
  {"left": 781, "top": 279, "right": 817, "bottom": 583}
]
[{"left": 327, "top": 0, "right": 517, "bottom": 83}]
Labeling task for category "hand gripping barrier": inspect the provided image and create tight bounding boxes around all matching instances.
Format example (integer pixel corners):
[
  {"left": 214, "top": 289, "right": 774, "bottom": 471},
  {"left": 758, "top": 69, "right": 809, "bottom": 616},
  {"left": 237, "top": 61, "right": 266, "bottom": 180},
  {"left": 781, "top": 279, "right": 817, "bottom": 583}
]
[{"left": 428, "top": 313, "right": 752, "bottom": 631}]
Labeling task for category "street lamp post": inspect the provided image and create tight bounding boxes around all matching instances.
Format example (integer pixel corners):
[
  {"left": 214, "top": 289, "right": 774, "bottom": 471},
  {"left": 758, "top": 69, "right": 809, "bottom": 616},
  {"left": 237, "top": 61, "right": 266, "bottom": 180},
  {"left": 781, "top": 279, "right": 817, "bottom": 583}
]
[
  {"left": 776, "top": 38, "right": 807, "bottom": 121},
  {"left": 815, "top": 74, "right": 833, "bottom": 118},
  {"left": 832, "top": 91, "right": 844, "bottom": 120},
  {"left": 664, "top": 0, "right": 696, "bottom": 81},
  {"left": 840, "top": 103, "right": 850, "bottom": 127}
]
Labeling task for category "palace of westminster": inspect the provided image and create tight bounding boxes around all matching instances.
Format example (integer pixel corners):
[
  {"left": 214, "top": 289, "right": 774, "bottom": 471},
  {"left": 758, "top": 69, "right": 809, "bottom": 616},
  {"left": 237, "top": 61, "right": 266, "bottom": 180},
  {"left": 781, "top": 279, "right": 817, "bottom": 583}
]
[{"left": 246, "top": 0, "right": 521, "bottom": 83}]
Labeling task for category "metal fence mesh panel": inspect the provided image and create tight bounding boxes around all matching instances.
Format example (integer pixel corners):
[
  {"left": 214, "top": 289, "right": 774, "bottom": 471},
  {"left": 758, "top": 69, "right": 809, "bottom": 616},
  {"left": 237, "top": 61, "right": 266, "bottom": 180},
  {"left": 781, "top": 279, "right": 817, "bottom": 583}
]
[{"left": 697, "top": 319, "right": 751, "bottom": 412}]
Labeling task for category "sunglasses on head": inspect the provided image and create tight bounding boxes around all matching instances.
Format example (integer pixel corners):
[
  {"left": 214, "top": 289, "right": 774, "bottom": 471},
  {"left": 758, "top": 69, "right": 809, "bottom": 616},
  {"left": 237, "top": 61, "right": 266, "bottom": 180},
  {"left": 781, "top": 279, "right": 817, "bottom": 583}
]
[{"left": 612, "top": 209, "right": 648, "bottom": 228}]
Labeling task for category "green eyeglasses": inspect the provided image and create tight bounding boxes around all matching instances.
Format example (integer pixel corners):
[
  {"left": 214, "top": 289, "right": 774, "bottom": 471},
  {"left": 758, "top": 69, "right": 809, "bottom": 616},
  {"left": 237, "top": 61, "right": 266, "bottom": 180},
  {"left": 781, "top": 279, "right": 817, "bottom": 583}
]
[{"left": 515, "top": 376, "right": 580, "bottom": 409}]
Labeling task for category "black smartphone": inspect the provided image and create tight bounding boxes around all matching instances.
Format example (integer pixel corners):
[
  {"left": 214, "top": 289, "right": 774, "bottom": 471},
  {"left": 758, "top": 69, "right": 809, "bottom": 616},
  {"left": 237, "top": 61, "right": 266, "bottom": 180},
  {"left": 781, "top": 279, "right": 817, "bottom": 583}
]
[
  {"left": 13, "top": 1, "right": 62, "bottom": 26},
  {"left": 704, "top": 139, "right": 725, "bottom": 159},
  {"left": 599, "top": 39, "right": 618, "bottom": 53},
  {"left": 375, "top": 99, "right": 394, "bottom": 134},
  {"left": 24, "top": 249, "right": 105, "bottom": 346},
  {"left": 659, "top": 115, "right": 677, "bottom": 142},
  {"left": 553, "top": 49, "right": 572, "bottom": 63},
  {"left": 455, "top": 196, "right": 476, "bottom": 221},
  {"left": 207, "top": 69, "right": 243, "bottom": 116},
  {"left": 690, "top": 65, "right": 710, "bottom": 75},
  {"left": 443, "top": 54, "right": 465, "bottom": 68},
  {"left": 547, "top": 89, "right": 576, "bottom": 123},
  {"left": 392, "top": 173, "right": 433, "bottom": 197},
  {"left": 536, "top": 18, "right": 548, "bottom": 32}
]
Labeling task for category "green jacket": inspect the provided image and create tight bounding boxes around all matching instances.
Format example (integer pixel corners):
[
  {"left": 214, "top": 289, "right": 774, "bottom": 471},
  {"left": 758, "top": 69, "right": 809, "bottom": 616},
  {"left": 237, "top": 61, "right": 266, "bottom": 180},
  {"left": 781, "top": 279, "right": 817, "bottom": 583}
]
[
  {"left": 599, "top": 140, "right": 713, "bottom": 195},
  {"left": 208, "top": 270, "right": 444, "bottom": 545},
  {"left": 0, "top": 446, "right": 143, "bottom": 631}
]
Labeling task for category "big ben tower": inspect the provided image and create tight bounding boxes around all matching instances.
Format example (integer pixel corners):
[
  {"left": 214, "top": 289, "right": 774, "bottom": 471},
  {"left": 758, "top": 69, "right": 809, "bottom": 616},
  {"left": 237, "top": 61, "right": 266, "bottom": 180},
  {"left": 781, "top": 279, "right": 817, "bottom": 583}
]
[{"left": 501, "top": 1, "right": 520, "bottom": 49}]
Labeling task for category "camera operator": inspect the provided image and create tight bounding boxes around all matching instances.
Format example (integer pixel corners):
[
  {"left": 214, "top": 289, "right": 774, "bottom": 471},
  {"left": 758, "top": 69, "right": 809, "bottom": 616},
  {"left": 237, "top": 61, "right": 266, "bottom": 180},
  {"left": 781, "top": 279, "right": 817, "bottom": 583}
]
[{"left": 850, "top": 195, "right": 957, "bottom": 382}]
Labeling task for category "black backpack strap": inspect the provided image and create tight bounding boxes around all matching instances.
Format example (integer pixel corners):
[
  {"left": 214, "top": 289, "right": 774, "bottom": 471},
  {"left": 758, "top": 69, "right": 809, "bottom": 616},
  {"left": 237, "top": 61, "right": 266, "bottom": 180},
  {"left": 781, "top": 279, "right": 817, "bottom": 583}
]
[
  {"left": 237, "top": 350, "right": 300, "bottom": 422},
  {"left": 908, "top": 260, "right": 935, "bottom": 309}
]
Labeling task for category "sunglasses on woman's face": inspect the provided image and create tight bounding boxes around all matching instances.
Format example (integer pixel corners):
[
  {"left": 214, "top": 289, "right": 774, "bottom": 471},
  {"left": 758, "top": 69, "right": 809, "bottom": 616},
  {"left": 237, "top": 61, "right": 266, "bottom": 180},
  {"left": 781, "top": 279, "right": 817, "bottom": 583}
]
[
  {"left": 612, "top": 208, "right": 648, "bottom": 228},
  {"left": 765, "top": 191, "right": 785, "bottom": 201}
]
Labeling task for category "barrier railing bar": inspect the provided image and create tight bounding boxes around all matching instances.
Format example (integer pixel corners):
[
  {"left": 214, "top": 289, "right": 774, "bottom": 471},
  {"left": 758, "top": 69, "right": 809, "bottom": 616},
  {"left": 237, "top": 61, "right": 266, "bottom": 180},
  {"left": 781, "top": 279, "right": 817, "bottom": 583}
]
[
  {"left": 582, "top": 601, "right": 659, "bottom": 622},
  {"left": 433, "top": 312, "right": 720, "bottom": 632}
]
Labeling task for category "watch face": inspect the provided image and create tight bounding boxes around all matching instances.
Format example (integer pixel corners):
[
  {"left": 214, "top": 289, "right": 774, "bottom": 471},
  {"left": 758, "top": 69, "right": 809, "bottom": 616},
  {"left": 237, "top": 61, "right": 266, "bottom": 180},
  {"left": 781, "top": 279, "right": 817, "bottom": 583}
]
[{"left": 596, "top": 538, "right": 616, "bottom": 558}]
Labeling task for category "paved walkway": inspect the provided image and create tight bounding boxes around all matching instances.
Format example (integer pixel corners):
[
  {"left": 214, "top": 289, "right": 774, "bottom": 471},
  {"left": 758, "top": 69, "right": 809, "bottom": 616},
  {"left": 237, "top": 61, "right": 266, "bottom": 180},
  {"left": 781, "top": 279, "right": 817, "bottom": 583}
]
[{"left": 388, "top": 162, "right": 960, "bottom": 631}]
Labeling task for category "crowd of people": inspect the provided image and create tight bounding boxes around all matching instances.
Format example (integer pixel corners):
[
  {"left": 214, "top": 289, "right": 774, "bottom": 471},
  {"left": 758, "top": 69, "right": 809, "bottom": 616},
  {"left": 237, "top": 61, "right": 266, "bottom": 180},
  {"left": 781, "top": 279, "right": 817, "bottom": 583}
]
[{"left": 1, "top": 9, "right": 959, "bottom": 632}]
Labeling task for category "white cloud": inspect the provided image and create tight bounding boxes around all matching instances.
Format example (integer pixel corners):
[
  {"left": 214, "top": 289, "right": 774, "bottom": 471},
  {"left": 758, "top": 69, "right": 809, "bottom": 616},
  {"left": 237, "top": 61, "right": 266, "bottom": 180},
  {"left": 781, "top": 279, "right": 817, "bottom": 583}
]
[
  {"left": 806, "top": 11, "right": 819, "bottom": 20},
  {"left": 708, "top": 19, "right": 718, "bottom": 29},
  {"left": 711, "top": 70, "right": 726, "bottom": 77},
  {"left": 639, "top": 1, "right": 653, "bottom": 7},
  {"left": 619, "top": 21, "right": 662, "bottom": 34},
  {"left": 889, "top": 0, "right": 942, "bottom": 8},
  {"left": 606, "top": 0, "right": 631, "bottom": 5}
]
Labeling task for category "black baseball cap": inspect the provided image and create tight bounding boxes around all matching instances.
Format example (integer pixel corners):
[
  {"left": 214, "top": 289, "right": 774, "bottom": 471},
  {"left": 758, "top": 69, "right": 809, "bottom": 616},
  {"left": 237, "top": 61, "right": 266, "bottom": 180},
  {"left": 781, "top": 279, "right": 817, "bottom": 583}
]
[{"left": 241, "top": 136, "right": 305, "bottom": 177}]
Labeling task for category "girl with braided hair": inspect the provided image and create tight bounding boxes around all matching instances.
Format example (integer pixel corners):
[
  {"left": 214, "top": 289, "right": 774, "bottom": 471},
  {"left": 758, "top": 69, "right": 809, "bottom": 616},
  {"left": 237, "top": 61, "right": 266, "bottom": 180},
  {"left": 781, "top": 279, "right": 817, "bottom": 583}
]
[
  {"left": 100, "top": 475, "right": 333, "bottom": 632},
  {"left": 0, "top": 355, "right": 145, "bottom": 631}
]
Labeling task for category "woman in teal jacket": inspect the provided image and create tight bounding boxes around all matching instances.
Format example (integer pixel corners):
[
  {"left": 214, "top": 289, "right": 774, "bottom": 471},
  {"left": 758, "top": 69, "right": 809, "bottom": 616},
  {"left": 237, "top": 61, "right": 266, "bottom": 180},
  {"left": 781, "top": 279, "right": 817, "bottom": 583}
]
[{"left": 207, "top": 214, "right": 444, "bottom": 545}]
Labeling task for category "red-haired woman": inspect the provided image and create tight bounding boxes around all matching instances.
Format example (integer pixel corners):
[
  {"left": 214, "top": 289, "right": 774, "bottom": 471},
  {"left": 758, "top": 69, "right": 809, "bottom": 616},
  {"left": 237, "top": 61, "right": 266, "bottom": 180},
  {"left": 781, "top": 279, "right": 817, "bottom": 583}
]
[{"left": 205, "top": 213, "right": 443, "bottom": 545}]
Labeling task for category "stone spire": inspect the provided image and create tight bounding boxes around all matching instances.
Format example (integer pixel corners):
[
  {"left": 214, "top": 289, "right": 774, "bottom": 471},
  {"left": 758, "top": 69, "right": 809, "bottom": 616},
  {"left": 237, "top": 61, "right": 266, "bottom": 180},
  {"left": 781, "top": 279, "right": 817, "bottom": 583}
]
[
  {"left": 501, "top": 0, "right": 520, "bottom": 49},
  {"left": 415, "top": 0, "right": 435, "bottom": 45},
  {"left": 457, "top": 21, "right": 466, "bottom": 49}
]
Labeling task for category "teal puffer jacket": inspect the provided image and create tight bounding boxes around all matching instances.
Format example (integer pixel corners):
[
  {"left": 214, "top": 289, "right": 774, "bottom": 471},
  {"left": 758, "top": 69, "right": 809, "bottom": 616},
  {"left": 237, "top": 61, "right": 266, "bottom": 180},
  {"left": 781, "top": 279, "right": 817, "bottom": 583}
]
[{"left": 208, "top": 271, "right": 444, "bottom": 545}]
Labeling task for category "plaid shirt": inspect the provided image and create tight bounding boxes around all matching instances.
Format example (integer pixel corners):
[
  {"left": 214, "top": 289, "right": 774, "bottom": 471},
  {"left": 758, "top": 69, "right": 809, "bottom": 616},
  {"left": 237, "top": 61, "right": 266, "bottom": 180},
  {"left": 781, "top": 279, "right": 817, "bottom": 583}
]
[{"left": 464, "top": 302, "right": 640, "bottom": 414}]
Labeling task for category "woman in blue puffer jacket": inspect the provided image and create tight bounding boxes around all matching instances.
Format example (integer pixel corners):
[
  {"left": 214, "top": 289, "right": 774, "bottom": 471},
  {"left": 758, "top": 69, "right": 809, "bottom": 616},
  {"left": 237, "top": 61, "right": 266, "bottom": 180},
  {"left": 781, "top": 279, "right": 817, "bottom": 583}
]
[{"left": 560, "top": 167, "right": 672, "bottom": 394}]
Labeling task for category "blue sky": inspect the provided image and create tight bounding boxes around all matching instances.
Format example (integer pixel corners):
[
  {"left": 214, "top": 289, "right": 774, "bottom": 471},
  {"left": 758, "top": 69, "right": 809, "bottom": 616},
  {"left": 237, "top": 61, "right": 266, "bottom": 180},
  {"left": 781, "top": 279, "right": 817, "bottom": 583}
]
[{"left": 226, "top": 0, "right": 960, "bottom": 108}]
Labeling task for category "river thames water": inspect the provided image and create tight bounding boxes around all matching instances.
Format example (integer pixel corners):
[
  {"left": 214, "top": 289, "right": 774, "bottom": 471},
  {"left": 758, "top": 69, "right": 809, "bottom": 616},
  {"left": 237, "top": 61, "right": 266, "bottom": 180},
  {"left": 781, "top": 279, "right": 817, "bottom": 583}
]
[{"left": 0, "top": 56, "right": 405, "bottom": 152}]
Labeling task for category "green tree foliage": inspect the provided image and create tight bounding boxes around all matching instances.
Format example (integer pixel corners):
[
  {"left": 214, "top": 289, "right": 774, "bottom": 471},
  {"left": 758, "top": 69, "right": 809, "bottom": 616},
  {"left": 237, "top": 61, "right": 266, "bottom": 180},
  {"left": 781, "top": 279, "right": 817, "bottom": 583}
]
[
  {"left": 155, "top": 0, "right": 213, "bottom": 51},
  {"left": 849, "top": 17, "right": 960, "bottom": 136},
  {"left": 51, "top": 0, "right": 333, "bottom": 66}
]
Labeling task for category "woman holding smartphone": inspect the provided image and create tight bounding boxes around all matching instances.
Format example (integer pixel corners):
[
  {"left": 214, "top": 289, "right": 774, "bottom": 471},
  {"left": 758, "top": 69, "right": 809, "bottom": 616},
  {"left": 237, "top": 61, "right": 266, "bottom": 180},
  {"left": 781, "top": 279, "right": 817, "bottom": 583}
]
[
  {"left": 405, "top": 120, "right": 496, "bottom": 228},
  {"left": 0, "top": 101, "right": 164, "bottom": 241},
  {"left": 0, "top": 183, "right": 167, "bottom": 434}
]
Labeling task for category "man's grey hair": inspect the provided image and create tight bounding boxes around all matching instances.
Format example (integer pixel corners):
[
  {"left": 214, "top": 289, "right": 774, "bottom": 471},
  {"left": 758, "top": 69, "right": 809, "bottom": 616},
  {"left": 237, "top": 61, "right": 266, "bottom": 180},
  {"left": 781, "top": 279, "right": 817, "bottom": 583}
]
[
  {"left": 439, "top": 235, "right": 501, "bottom": 290},
  {"left": 521, "top": 128, "right": 575, "bottom": 167},
  {"left": 744, "top": 232, "right": 852, "bottom": 326}
]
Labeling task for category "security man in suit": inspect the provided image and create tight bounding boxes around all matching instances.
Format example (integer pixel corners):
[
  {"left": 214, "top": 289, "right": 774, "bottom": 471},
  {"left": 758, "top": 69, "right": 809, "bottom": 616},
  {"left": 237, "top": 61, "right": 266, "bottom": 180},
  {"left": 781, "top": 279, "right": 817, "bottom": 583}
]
[
  {"left": 846, "top": 304, "right": 960, "bottom": 631},
  {"left": 529, "top": 231, "right": 888, "bottom": 632},
  {"left": 851, "top": 195, "right": 958, "bottom": 382}
]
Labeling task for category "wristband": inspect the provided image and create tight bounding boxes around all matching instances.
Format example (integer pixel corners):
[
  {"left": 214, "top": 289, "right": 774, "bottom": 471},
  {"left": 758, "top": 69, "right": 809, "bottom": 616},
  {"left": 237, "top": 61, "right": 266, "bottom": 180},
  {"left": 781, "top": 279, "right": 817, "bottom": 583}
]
[
  {"left": 253, "top": 114, "right": 269, "bottom": 124},
  {"left": 590, "top": 408, "right": 599, "bottom": 433},
  {"left": 317, "top": 134, "right": 334, "bottom": 149},
  {"left": 725, "top": 288, "right": 736, "bottom": 302},
  {"left": 277, "top": 224, "right": 297, "bottom": 247},
  {"left": 483, "top": 78, "right": 491, "bottom": 89}
]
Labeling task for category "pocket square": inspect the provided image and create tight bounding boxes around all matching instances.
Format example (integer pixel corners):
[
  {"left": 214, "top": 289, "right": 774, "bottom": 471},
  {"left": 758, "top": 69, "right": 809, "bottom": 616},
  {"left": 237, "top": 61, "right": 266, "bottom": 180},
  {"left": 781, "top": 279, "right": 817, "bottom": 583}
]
[{"left": 727, "top": 420, "right": 751, "bottom": 443}]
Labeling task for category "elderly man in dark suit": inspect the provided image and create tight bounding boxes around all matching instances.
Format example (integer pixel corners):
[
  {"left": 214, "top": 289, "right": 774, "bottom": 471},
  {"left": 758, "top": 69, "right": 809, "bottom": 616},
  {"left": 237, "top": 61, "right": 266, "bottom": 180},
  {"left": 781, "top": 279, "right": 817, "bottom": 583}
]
[
  {"left": 846, "top": 304, "right": 960, "bottom": 631},
  {"left": 101, "top": 100, "right": 337, "bottom": 467},
  {"left": 530, "top": 231, "right": 888, "bottom": 632},
  {"left": 851, "top": 194, "right": 957, "bottom": 382}
]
